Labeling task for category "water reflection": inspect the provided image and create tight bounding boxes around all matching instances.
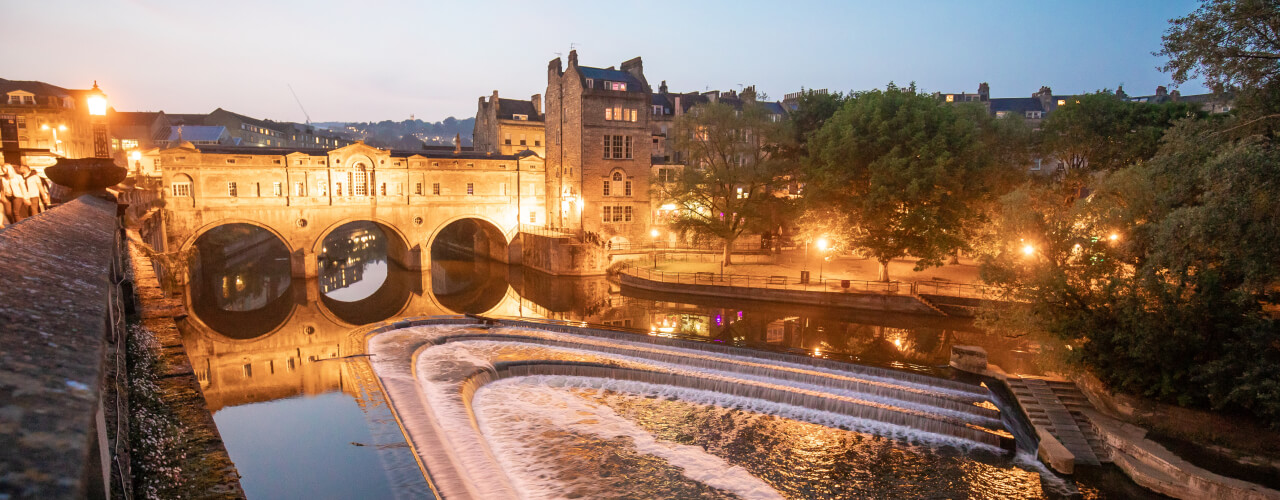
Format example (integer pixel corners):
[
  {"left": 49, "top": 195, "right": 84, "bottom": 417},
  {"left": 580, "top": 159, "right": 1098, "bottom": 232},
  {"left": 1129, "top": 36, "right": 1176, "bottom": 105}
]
[
  {"left": 319, "top": 223, "right": 387, "bottom": 302},
  {"left": 187, "top": 223, "right": 292, "bottom": 339}
]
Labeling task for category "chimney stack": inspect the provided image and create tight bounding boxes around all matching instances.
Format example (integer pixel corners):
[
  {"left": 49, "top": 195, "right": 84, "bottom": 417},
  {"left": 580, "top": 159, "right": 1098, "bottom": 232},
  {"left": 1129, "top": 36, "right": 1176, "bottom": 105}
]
[
  {"left": 567, "top": 49, "right": 578, "bottom": 68},
  {"left": 978, "top": 82, "right": 990, "bottom": 101},
  {"left": 531, "top": 94, "right": 542, "bottom": 115}
]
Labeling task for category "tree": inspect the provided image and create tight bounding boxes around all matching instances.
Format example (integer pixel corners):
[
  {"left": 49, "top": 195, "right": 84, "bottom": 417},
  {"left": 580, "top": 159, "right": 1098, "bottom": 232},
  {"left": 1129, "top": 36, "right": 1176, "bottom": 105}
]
[
  {"left": 981, "top": 118, "right": 1280, "bottom": 426},
  {"left": 805, "top": 83, "right": 1023, "bottom": 281},
  {"left": 1039, "top": 91, "right": 1204, "bottom": 174},
  {"left": 662, "top": 100, "right": 794, "bottom": 266},
  {"left": 1158, "top": 0, "right": 1280, "bottom": 92}
]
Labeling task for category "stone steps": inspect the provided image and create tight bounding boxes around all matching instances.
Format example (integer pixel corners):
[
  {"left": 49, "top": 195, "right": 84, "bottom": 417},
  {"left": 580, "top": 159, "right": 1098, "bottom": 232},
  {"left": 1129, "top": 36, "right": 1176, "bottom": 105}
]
[{"left": 1009, "top": 377, "right": 1111, "bottom": 468}]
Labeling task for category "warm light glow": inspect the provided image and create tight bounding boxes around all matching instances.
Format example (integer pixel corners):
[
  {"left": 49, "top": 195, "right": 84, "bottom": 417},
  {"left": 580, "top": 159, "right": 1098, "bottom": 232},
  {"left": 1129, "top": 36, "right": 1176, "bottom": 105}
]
[
  {"left": 1022, "top": 244, "right": 1035, "bottom": 256},
  {"left": 41, "top": 124, "right": 48, "bottom": 130},
  {"left": 87, "top": 94, "right": 107, "bottom": 116},
  {"left": 129, "top": 151, "right": 142, "bottom": 161},
  {"left": 1108, "top": 233, "right": 1119, "bottom": 242},
  {"left": 650, "top": 229, "right": 660, "bottom": 238},
  {"left": 816, "top": 237, "right": 829, "bottom": 252},
  {"left": 59, "top": 124, "right": 67, "bottom": 131}
]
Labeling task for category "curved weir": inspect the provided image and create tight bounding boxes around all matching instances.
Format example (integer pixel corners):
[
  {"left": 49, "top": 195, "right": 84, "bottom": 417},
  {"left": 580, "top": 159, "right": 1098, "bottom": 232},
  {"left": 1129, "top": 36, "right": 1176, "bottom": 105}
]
[{"left": 367, "top": 321, "right": 1026, "bottom": 499}]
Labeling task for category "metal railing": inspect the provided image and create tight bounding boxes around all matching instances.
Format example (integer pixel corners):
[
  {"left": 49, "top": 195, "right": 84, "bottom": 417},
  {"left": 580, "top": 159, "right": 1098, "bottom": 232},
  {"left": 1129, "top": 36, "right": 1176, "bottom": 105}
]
[
  {"left": 619, "top": 265, "right": 904, "bottom": 294},
  {"left": 607, "top": 241, "right": 766, "bottom": 253},
  {"left": 619, "top": 265, "right": 999, "bottom": 300}
]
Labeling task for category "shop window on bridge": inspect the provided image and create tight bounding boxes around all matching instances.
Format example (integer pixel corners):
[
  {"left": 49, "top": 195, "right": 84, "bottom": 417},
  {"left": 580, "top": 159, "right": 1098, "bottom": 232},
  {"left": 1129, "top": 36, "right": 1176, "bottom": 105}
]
[
  {"left": 227, "top": 182, "right": 238, "bottom": 197},
  {"left": 467, "top": 182, "right": 474, "bottom": 195},
  {"left": 171, "top": 181, "right": 191, "bottom": 197},
  {"left": 273, "top": 182, "right": 282, "bottom": 196},
  {"left": 415, "top": 182, "right": 423, "bottom": 195},
  {"left": 433, "top": 183, "right": 440, "bottom": 195},
  {"left": 603, "top": 205, "right": 632, "bottom": 223},
  {"left": 294, "top": 182, "right": 305, "bottom": 196}
]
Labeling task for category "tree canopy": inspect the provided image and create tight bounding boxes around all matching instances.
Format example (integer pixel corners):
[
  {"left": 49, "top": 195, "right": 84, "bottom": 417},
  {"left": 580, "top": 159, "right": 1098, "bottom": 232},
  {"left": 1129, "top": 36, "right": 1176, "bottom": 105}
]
[
  {"left": 662, "top": 100, "right": 794, "bottom": 265},
  {"left": 804, "top": 83, "right": 1026, "bottom": 281},
  {"left": 1039, "top": 91, "right": 1203, "bottom": 173},
  {"left": 1158, "top": 0, "right": 1280, "bottom": 92}
]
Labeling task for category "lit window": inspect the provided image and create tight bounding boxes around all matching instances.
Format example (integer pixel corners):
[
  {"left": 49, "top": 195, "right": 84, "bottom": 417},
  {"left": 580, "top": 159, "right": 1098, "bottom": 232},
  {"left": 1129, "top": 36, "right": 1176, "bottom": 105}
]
[
  {"left": 1057, "top": 99, "right": 1066, "bottom": 106},
  {"left": 273, "top": 182, "right": 282, "bottom": 196},
  {"left": 946, "top": 95, "right": 954, "bottom": 103},
  {"left": 294, "top": 182, "right": 305, "bottom": 196},
  {"left": 512, "top": 114, "right": 528, "bottom": 120},
  {"left": 605, "top": 108, "right": 613, "bottom": 121},
  {"left": 611, "top": 81, "right": 627, "bottom": 91}
]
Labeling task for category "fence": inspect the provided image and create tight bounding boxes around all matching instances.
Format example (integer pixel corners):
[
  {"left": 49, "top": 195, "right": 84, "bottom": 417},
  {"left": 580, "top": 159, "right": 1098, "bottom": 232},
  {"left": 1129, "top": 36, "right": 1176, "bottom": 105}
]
[
  {"left": 606, "top": 241, "right": 766, "bottom": 253},
  {"left": 619, "top": 265, "right": 998, "bottom": 300},
  {"left": 620, "top": 265, "right": 904, "bottom": 294}
]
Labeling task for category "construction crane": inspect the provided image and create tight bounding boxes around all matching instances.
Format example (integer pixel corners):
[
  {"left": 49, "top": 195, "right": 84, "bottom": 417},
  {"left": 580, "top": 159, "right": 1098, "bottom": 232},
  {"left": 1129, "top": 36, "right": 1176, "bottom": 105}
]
[{"left": 287, "top": 84, "right": 311, "bottom": 125}]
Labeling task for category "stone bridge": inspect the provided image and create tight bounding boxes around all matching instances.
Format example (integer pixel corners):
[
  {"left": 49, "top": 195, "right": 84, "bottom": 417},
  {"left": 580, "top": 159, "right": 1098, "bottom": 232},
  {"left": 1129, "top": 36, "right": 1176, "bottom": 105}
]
[{"left": 150, "top": 141, "right": 547, "bottom": 277}]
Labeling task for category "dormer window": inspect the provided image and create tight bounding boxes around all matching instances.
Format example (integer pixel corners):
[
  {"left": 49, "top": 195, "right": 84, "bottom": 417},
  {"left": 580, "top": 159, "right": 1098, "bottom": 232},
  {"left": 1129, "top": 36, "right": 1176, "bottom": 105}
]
[
  {"left": 7, "top": 91, "right": 35, "bottom": 105},
  {"left": 585, "top": 78, "right": 594, "bottom": 89},
  {"left": 512, "top": 114, "right": 528, "bottom": 121},
  {"left": 608, "top": 81, "right": 627, "bottom": 91},
  {"left": 1025, "top": 111, "right": 1043, "bottom": 119}
]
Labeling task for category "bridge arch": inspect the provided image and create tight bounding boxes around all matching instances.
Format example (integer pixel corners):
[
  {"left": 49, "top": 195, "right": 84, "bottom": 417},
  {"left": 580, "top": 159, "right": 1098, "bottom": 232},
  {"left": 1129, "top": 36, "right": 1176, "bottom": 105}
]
[
  {"left": 180, "top": 219, "right": 296, "bottom": 256},
  {"left": 311, "top": 217, "right": 419, "bottom": 272},
  {"left": 182, "top": 221, "right": 297, "bottom": 342},
  {"left": 427, "top": 214, "right": 515, "bottom": 265}
]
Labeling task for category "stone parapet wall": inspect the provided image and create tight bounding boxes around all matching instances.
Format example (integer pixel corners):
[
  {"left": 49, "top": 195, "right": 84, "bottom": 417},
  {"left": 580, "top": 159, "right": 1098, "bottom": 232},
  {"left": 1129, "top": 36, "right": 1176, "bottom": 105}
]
[{"left": 0, "top": 196, "right": 123, "bottom": 498}]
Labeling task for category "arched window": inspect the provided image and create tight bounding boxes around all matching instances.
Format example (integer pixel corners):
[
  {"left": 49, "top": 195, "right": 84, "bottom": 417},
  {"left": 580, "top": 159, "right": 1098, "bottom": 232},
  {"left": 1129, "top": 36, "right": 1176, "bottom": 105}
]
[
  {"left": 610, "top": 170, "right": 626, "bottom": 197},
  {"left": 351, "top": 164, "right": 369, "bottom": 196}
]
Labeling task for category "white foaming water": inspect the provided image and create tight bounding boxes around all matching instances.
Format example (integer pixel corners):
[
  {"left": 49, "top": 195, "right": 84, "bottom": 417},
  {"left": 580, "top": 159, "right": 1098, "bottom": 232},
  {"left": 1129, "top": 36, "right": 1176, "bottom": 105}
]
[
  {"left": 367, "top": 323, "right": 1015, "bottom": 499},
  {"left": 474, "top": 376, "right": 785, "bottom": 500}
]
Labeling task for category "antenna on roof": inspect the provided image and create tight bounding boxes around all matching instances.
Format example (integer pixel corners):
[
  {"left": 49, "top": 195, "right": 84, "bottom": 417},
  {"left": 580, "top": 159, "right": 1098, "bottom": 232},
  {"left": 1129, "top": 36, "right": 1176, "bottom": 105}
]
[
  {"left": 287, "top": 84, "right": 312, "bottom": 125},
  {"left": 570, "top": 42, "right": 577, "bottom": 51}
]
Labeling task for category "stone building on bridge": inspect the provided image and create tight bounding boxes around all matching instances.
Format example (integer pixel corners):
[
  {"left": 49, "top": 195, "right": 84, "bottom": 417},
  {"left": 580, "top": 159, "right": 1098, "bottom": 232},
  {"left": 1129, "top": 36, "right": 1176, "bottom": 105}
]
[{"left": 152, "top": 141, "right": 546, "bottom": 278}]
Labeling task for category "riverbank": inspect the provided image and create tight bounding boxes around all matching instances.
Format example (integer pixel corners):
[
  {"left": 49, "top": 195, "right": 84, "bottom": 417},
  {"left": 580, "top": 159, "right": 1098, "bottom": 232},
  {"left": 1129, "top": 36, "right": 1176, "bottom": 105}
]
[
  {"left": 127, "top": 235, "right": 245, "bottom": 498},
  {"left": 654, "top": 251, "right": 983, "bottom": 285}
]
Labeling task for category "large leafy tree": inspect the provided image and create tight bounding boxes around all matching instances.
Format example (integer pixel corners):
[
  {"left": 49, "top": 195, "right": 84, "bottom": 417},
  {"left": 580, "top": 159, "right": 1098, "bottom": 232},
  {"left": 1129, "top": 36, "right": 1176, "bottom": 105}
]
[
  {"left": 1039, "top": 91, "right": 1203, "bottom": 173},
  {"left": 982, "top": 120, "right": 1280, "bottom": 425},
  {"left": 663, "top": 99, "right": 794, "bottom": 265},
  {"left": 1158, "top": 0, "right": 1280, "bottom": 92},
  {"left": 805, "top": 83, "right": 1024, "bottom": 281}
]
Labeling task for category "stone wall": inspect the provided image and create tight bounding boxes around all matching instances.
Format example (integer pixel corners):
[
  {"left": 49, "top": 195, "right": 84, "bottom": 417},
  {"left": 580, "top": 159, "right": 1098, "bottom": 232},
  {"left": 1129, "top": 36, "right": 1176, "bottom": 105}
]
[
  {"left": 0, "top": 196, "right": 124, "bottom": 498},
  {"left": 519, "top": 232, "right": 607, "bottom": 276}
]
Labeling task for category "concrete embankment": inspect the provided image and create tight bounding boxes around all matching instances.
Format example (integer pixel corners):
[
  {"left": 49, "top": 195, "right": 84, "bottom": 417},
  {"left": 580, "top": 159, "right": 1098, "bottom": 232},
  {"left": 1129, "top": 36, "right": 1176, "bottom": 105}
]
[
  {"left": 128, "top": 233, "right": 245, "bottom": 498},
  {"left": 618, "top": 270, "right": 944, "bottom": 315}
]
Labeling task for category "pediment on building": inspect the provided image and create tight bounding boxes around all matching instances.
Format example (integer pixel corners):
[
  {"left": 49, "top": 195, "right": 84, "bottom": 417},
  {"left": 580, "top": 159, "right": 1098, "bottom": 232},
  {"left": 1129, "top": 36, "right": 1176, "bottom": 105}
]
[{"left": 329, "top": 141, "right": 388, "bottom": 161}]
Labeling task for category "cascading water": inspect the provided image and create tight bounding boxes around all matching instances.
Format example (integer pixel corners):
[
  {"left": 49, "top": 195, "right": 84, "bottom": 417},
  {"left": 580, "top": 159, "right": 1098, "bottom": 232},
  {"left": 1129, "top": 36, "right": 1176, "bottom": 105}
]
[{"left": 367, "top": 321, "right": 1070, "bottom": 499}]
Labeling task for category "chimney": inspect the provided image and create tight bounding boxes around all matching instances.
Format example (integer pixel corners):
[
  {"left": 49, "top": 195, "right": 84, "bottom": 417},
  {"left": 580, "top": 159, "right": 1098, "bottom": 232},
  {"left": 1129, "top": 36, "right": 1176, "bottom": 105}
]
[
  {"left": 1116, "top": 85, "right": 1127, "bottom": 98},
  {"left": 548, "top": 56, "right": 563, "bottom": 76},
  {"left": 978, "top": 82, "right": 990, "bottom": 101},
  {"left": 1156, "top": 85, "right": 1168, "bottom": 97},
  {"left": 567, "top": 49, "right": 578, "bottom": 68},
  {"left": 1170, "top": 89, "right": 1181, "bottom": 101},
  {"left": 674, "top": 96, "right": 682, "bottom": 116},
  {"left": 492, "top": 90, "right": 499, "bottom": 103},
  {"left": 620, "top": 57, "right": 644, "bottom": 82},
  {"left": 453, "top": 133, "right": 461, "bottom": 154},
  {"left": 1034, "top": 86, "right": 1053, "bottom": 110},
  {"left": 659, "top": 80, "right": 668, "bottom": 94},
  {"left": 531, "top": 94, "right": 542, "bottom": 115},
  {"left": 706, "top": 90, "right": 720, "bottom": 103}
]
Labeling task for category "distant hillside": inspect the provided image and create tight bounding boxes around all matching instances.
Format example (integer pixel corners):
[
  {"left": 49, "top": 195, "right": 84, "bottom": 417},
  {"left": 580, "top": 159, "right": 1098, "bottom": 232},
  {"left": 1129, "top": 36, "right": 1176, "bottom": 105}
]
[{"left": 313, "top": 117, "right": 475, "bottom": 150}]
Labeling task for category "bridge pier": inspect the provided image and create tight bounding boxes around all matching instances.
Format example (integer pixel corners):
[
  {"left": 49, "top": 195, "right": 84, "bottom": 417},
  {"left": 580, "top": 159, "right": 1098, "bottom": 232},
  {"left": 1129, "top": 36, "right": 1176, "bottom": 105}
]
[{"left": 292, "top": 250, "right": 318, "bottom": 278}]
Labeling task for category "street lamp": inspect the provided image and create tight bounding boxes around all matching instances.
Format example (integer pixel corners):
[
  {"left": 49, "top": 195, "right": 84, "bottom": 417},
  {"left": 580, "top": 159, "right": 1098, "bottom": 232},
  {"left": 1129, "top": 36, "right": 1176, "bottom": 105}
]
[
  {"left": 40, "top": 123, "right": 67, "bottom": 155},
  {"left": 86, "top": 81, "right": 109, "bottom": 158},
  {"left": 816, "top": 237, "right": 830, "bottom": 281},
  {"left": 650, "top": 228, "right": 660, "bottom": 267}
]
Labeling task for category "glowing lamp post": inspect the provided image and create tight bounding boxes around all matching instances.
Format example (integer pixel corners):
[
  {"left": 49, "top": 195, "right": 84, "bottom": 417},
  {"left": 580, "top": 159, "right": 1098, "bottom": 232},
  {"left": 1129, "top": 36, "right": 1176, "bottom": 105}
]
[
  {"left": 816, "top": 237, "right": 830, "bottom": 282},
  {"left": 650, "top": 228, "right": 661, "bottom": 267},
  {"left": 86, "top": 81, "right": 109, "bottom": 158},
  {"left": 44, "top": 81, "right": 126, "bottom": 202}
]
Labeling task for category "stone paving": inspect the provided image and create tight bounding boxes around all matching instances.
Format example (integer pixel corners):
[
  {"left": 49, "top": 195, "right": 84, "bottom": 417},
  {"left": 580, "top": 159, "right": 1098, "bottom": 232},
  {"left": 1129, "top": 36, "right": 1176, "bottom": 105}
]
[{"left": 1007, "top": 377, "right": 1109, "bottom": 466}]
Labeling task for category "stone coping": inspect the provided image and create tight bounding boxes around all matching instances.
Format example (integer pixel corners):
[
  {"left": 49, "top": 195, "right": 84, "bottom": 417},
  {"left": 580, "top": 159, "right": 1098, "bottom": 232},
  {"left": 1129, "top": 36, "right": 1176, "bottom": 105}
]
[{"left": 0, "top": 196, "right": 119, "bottom": 499}]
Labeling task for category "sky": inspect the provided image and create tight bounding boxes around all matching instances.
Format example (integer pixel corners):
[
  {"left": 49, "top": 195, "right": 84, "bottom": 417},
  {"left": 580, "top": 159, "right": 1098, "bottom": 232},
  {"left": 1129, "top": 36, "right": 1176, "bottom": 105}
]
[{"left": 3, "top": 0, "right": 1208, "bottom": 124}]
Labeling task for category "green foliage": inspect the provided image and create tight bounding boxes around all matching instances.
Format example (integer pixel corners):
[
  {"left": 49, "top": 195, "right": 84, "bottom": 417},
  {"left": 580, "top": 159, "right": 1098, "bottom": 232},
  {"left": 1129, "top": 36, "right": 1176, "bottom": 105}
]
[
  {"left": 1158, "top": 0, "right": 1280, "bottom": 92},
  {"left": 1039, "top": 91, "right": 1205, "bottom": 173},
  {"left": 982, "top": 118, "right": 1280, "bottom": 426},
  {"left": 804, "top": 83, "right": 1026, "bottom": 280},
  {"left": 661, "top": 101, "right": 795, "bottom": 264}
]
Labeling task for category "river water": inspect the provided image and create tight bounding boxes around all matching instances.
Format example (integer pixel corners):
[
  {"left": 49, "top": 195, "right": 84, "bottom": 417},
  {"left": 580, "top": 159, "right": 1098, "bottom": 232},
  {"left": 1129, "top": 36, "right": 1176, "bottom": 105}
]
[{"left": 175, "top": 222, "right": 1162, "bottom": 499}]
